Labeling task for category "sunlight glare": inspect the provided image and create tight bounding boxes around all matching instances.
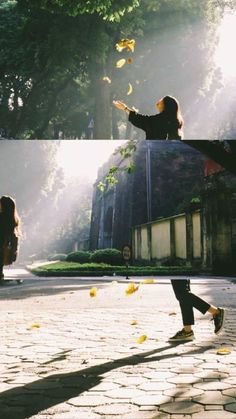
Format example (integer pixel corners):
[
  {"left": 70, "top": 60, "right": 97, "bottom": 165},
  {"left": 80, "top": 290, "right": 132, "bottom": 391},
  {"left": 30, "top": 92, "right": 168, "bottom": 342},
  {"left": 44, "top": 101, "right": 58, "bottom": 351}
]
[
  {"left": 215, "top": 11, "right": 236, "bottom": 79},
  {"left": 56, "top": 140, "right": 126, "bottom": 180}
]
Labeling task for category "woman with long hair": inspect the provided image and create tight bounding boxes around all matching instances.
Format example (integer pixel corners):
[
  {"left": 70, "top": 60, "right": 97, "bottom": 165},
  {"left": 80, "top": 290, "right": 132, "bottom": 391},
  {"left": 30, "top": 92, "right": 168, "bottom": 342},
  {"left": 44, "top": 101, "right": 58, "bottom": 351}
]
[
  {"left": 113, "top": 95, "right": 184, "bottom": 139},
  {"left": 0, "top": 196, "right": 20, "bottom": 281}
]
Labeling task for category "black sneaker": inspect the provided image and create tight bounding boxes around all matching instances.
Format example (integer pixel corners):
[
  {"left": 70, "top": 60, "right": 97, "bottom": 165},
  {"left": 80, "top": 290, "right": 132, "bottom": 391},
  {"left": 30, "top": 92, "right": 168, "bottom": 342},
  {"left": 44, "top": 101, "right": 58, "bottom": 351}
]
[
  {"left": 213, "top": 307, "right": 225, "bottom": 334},
  {"left": 168, "top": 329, "right": 195, "bottom": 342}
]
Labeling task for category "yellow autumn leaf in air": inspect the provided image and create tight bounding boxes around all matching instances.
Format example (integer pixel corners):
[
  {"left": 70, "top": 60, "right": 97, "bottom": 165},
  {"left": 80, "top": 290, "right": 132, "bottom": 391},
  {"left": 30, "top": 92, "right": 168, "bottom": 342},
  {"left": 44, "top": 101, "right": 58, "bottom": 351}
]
[
  {"left": 142, "top": 279, "right": 155, "bottom": 284},
  {"left": 127, "top": 83, "right": 133, "bottom": 96},
  {"left": 116, "top": 39, "right": 136, "bottom": 52},
  {"left": 90, "top": 287, "right": 97, "bottom": 297},
  {"left": 102, "top": 76, "right": 111, "bottom": 84},
  {"left": 136, "top": 335, "right": 147, "bottom": 344},
  {"left": 116, "top": 58, "right": 126, "bottom": 68},
  {"left": 125, "top": 282, "right": 139, "bottom": 295},
  {"left": 217, "top": 347, "right": 231, "bottom": 355}
]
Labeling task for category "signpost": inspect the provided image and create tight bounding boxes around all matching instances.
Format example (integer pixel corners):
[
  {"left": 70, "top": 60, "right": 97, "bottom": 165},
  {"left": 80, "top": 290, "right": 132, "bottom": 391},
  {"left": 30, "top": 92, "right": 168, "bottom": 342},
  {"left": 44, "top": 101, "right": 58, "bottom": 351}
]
[{"left": 122, "top": 245, "right": 132, "bottom": 279}]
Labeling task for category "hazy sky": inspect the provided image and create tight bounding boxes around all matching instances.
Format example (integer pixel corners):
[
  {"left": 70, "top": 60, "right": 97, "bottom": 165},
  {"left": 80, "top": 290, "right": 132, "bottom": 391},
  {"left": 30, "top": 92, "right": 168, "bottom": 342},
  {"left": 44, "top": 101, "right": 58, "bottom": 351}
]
[{"left": 56, "top": 140, "right": 127, "bottom": 181}]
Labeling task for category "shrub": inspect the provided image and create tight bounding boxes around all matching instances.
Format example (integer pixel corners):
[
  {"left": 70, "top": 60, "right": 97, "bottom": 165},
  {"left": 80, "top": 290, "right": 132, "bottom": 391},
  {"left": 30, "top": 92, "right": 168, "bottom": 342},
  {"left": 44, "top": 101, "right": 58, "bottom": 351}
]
[
  {"left": 66, "top": 251, "right": 91, "bottom": 263},
  {"left": 48, "top": 254, "right": 67, "bottom": 261},
  {"left": 90, "top": 248, "right": 123, "bottom": 265}
]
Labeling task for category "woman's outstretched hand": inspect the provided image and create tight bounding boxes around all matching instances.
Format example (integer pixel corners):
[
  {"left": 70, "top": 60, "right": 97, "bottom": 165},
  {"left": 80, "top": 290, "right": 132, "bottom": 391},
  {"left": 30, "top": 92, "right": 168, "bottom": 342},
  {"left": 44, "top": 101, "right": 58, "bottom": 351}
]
[{"left": 113, "top": 100, "right": 127, "bottom": 111}]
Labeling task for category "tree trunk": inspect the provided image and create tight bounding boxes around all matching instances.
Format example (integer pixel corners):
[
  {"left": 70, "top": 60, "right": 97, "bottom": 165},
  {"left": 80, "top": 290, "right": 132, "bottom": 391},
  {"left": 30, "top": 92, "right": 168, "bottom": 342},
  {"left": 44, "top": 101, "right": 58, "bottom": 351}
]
[{"left": 93, "top": 66, "right": 112, "bottom": 139}]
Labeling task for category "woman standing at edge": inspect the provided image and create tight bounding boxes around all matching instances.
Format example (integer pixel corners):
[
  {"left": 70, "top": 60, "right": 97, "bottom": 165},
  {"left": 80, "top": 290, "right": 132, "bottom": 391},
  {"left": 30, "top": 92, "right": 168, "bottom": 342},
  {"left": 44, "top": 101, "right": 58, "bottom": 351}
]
[
  {"left": 0, "top": 196, "right": 20, "bottom": 282},
  {"left": 169, "top": 279, "right": 225, "bottom": 341},
  {"left": 113, "top": 95, "right": 184, "bottom": 139}
]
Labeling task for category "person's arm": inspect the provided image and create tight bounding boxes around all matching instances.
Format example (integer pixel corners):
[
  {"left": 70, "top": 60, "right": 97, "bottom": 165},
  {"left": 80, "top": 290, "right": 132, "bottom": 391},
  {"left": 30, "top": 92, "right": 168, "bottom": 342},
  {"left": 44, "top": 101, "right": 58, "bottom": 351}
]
[
  {"left": 113, "top": 100, "right": 149, "bottom": 131},
  {"left": 113, "top": 100, "right": 132, "bottom": 114}
]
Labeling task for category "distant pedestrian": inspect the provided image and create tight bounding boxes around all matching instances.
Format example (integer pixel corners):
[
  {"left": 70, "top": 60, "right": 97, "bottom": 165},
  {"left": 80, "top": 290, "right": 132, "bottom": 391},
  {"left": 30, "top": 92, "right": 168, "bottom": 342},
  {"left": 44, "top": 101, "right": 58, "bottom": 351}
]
[
  {"left": 0, "top": 196, "right": 20, "bottom": 282},
  {"left": 169, "top": 279, "right": 225, "bottom": 341},
  {"left": 113, "top": 95, "right": 184, "bottom": 139}
]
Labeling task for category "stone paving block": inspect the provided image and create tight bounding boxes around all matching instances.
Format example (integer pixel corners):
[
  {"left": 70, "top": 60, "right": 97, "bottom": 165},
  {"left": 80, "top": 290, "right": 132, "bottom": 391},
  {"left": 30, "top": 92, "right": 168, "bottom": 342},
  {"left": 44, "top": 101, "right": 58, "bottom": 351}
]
[
  {"left": 223, "top": 388, "right": 236, "bottom": 397},
  {"left": 94, "top": 403, "right": 138, "bottom": 415},
  {"left": 132, "top": 394, "right": 173, "bottom": 406},
  {"left": 192, "top": 411, "right": 236, "bottom": 418},
  {"left": 143, "top": 371, "right": 176, "bottom": 380},
  {"left": 167, "top": 374, "right": 199, "bottom": 384},
  {"left": 105, "top": 388, "right": 145, "bottom": 399},
  {"left": 194, "top": 371, "right": 228, "bottom": 379},
  {"left": 113, "top": 376, "right": 147, "bottom": 386},
  {"left": 205, "top": 404, "right": 224, "bottom": 410},
  {"left": 89, "top": 381, "right": 120, "bottom": 391},
  {"left": 164, "top": 387, "right": 204, "bottom": 398},
  {"left": 193, "top": 380, "right": 231, "bottom": 390},
  {"left": 138, "top": 381, "right": 175, "bottom": 391},
  {"left": 67, "top": 395, "right": 110, "bottom": 407},
  {"left": 159, "top": 401, "right": 204, "bottom": 414},
  {"left": 122, "top": 411, "right": 162, "bottom": 419},
  {"left": 222, "top": 376, "right": 236, "bottom": 385},
  {"left": 193, "top": 391, "right": 235, "bottom": 405},
  {"left": 225, "top": 403, "right": 236, "bottom": 413}
]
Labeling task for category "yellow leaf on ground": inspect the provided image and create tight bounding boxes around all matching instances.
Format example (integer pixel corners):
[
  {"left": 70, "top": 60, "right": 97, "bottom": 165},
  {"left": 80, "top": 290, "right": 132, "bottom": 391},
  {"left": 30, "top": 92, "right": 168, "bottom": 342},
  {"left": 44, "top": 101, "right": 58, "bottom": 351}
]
[
  {"left": 111, "top": 280, "right": 118, "bottom": 285},
  {"left": 102, "top": 76, "right": 111, "bottom": 84},
  {"left": 127, "top": 57, "right": 134, "bottom": 64},
  {"left": 142, "top": 279, "right": 155, "bottom": 284},
  {"left": 127, "top": 83, "right": 133, "bottom": 95},
  {"left": 217, "top": 347, "right": 231, "bottom": 355},
  {"left": 131, "top": 320, "right": 138, "bottom": 325},
  {"left": 125, "top": 282, "right": 139, "bottom": 295},
  {"left": 136, "top": 335, "right": 147, "bottom": 344},
  {"left": 116, "top": 58, "right": 126, "bottom": 68},
  {"left": 116, "top": 39, "right": 136, "bottom": 52},
  {"left": 90, "top": 287, "right": 98, "bottom": 297},
  {"left": 169, "top": 312, "right": 177, "bottom": 316},
  {"left": 29, "top": 323, "right": 41, "bottom": 329}
]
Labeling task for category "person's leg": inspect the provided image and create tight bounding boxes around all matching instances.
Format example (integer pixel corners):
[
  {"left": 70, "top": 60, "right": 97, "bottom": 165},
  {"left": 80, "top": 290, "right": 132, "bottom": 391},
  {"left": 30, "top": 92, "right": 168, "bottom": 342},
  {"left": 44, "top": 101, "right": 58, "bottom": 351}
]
[
  {"left": 0, "top": 249, "right": 4, "bottom": 280},
  {"left": 170, "top": 279, "right": 225, "bottom": 338}
]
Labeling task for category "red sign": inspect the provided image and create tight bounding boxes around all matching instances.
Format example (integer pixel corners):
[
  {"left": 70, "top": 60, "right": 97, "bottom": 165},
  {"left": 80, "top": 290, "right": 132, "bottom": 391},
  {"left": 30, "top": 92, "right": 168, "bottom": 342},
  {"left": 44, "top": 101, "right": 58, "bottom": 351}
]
[{"left": 204, "top": 159, "right": 224, "bottom": 177}]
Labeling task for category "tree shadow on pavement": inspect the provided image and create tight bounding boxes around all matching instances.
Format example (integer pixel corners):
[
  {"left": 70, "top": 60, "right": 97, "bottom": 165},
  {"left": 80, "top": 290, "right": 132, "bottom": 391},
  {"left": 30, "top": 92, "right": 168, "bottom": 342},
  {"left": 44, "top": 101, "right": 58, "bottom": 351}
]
[{"left": 0, "top": 343, "right": 214, "bottom": 418}]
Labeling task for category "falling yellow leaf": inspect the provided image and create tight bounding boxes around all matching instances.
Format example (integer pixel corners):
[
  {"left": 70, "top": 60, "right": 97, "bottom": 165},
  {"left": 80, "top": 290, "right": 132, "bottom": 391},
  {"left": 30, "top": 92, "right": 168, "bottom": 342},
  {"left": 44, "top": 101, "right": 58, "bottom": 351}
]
[
  {"left": 116, "top": 39, "right": 136, "bottom": 52},
  {"left": 116, "top": 58, "right": 126, "bottom": 68},
  {"left": 90, "top": 287, "right": 97, "bottom": 297},
  {"left": 169, "top": 312, "right": 177, "bottom": 316},
  {"left": 142, "top": 279, "right": 155, "bottom": 284},
  {"left": 102, "top": 76, "right": 111, "bottom": 84},
  {"left": 127, "top": 83, "right": 133, "bottom": 96},
  {"left": 136, "top": 335, "right": 147, "bottom": 344},
  {"left": 125, "top": 282, "right": 139, "bottom": 295},
  {"left": 131, "top": 320, "right": 138, "bottom": 325},
  {"left": 127, "top": 57, "right": 134, "bottom": 64},
  {"left": 217, "top": 347, "right": 231, "bottom": 355}
]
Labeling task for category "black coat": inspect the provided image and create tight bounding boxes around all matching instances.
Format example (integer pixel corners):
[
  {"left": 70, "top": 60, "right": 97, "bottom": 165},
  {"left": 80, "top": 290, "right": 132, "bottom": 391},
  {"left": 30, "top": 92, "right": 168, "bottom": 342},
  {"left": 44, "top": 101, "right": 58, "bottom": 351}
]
[{"left": 128, "top": 110, "right": 182, "bottom": 140}]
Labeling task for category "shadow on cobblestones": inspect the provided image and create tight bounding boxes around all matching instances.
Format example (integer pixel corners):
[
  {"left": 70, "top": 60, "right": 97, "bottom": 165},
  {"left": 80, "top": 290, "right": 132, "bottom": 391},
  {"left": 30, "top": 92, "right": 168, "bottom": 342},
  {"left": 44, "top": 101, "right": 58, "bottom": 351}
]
[{"left": 0, "top": 343, "right": 214, "bottom": 418}]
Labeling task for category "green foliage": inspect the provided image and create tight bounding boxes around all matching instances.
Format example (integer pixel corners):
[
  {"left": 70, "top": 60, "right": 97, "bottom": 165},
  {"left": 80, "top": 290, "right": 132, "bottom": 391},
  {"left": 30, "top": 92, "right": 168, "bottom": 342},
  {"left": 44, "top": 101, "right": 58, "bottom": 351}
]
[
  {"left": 48, "top": 254, "right": 67, "bottom": 261},
  {"left": 18, "top": 0, "right": 140, "bottom": 21},
  {"left": 31, "top": 261, "right": 199, "bottom": 277},
  {"left": 66, "top": 251, "right": 91, "bottom": 263},
  {"left": 90, "top": 248, "right": 123, "bottom": 265}
]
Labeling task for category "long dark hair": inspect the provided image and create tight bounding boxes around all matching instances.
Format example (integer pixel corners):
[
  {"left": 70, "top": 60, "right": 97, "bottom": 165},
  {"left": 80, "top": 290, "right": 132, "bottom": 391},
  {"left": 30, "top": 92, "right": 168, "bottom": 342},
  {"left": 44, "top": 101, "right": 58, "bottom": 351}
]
[
  {"left": 162, "top": 95, "right": 184, "bottom": 139},
  {"left": 0, "top": 196, "right": 20, "bottom": 234}
]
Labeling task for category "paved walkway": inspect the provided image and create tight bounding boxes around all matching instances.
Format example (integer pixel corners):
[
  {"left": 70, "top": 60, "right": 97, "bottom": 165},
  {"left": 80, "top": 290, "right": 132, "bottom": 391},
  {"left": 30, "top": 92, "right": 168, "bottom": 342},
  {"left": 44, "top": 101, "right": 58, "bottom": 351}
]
[{"left": 1, "top": 269, "right": 236, "bottom": 418}]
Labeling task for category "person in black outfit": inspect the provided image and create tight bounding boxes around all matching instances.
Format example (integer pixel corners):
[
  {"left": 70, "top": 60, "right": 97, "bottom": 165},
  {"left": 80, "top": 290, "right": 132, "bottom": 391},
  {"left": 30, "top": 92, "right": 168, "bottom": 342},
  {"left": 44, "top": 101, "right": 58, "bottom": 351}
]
[
  {"left": 113, "top": 95, "right": 184, "bottom": 139},
  {"left": 169, "top": 279, "right": 225, "bottom": 341},
  {"left": 0, "top": 196, "right": 20, "bottom": 281}
]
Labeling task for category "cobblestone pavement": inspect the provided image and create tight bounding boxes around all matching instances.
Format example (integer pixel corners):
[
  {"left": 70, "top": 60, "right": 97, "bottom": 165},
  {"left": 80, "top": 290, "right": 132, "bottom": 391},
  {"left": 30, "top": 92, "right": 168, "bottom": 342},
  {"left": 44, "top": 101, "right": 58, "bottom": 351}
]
[{"left": 1, "top": 269, "right": 236, "bottom": 418}]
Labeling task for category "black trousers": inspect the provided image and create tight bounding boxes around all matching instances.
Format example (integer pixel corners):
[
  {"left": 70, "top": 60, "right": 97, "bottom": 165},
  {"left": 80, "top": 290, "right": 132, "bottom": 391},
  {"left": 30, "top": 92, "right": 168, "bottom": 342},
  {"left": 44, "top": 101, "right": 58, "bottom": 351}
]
[
  {"left": 0, "top": 251, "right": 3, "bottom": 276},
  {"left": 171, "top": 280, "right": 210, "bottom": 326}
]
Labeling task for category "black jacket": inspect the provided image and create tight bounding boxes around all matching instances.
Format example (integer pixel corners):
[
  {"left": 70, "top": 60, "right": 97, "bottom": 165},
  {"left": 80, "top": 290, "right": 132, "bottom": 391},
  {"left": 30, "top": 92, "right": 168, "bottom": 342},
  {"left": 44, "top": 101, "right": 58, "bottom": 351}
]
[{"left": 129, "top": 110, "right": 182, "bottom": 140}]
